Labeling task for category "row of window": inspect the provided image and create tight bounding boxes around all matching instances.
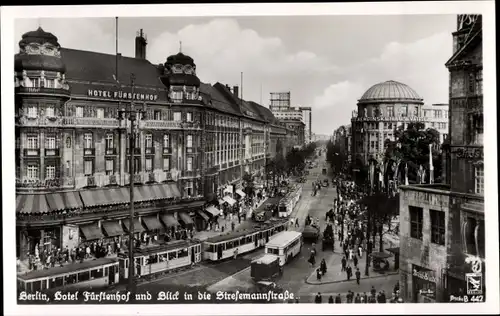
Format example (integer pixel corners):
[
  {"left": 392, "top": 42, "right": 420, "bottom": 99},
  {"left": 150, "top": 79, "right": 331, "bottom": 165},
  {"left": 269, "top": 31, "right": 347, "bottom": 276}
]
[
  {"left": 23, "top": 155, "right": 195, "bottom": 180},
  {"left": 468, "top": 69, "right": 483, "bottom": 95},
  {"left": 429, "top": 122, "right": 448, "bottom": 130}
]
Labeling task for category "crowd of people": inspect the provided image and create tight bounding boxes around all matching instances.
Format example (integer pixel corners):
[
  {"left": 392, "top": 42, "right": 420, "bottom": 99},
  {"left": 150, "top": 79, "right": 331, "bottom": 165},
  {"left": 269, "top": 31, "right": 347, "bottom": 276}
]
[{"left": 313, "top": 282, "right": 403, "bottom": 303}]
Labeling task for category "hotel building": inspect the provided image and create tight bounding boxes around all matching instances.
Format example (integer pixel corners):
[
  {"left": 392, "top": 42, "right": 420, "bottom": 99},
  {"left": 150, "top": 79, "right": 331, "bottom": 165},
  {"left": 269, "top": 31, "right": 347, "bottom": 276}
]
[
  {"left": 14, "top": 27, "right": 293, "bottom": 259},
  {"left": 398, "top": 14, "right": 484, "bottom": 303}
]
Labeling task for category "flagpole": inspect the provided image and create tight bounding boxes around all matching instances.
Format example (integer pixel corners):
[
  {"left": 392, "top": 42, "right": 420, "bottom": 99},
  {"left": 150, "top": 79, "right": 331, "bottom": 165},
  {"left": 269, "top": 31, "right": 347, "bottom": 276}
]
[
  {"left": 240, "top": 72, "right": 243, "bottom": 100},
  {"left": 115, "top": 17, "right": 119, "bottom": 81}
]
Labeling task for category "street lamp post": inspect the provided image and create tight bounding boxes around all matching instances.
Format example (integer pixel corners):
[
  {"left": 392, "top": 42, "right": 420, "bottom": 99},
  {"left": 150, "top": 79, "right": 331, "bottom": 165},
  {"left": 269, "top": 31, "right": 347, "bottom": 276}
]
[{"left": 116, "top": 73, "right": 146, "bottom": 293}]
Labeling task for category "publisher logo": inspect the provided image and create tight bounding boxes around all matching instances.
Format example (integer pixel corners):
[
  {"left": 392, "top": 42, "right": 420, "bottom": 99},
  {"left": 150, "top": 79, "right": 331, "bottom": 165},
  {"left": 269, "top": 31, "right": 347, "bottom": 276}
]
[{"left": 466, "top": 273, "right": 483, "bottom": 295}]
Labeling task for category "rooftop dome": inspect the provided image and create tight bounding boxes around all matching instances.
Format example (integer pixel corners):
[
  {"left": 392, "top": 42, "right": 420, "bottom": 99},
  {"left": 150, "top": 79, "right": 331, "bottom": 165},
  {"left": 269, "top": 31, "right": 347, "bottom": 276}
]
[
  {"left": 359, "top": 80, "right": 423, "bottom": 103},
  {"left": 19, "top": 27, "right": 60, "bottom": 48},
  {"left": 165, "top": 52, "right": 195, "bottom": 66}
]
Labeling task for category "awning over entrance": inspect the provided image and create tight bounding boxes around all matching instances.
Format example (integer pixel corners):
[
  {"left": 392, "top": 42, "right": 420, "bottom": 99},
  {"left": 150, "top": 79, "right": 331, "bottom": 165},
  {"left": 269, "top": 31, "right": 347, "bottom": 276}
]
[
  {"left": 45, "top": 191, "right": 83, "bottom": 211},
  {"left": 134, "top": 183, "right": 182, "bottom": 202},
  {"left": 161, "top": 214, "right": 180, "bottom": 228},
  {"left": 101, "top": 221, "right": 124, "bottom": 237},
  {"left": 197, "top": 210, "right": 209, "bottom": 221},
  {"left": 461, "top": 201, "right": 484, "bottom": 213},
  {"left": 122, "top": 218, "right": 145, "bottom": 233},
  {"left": 80, "top": 187, "right": 129, "bottom": 207},
  {"left": 142, "top": 215, "right": 164, "bottom": 231},
  {"left": 80, "top": 223, "right": 104, "bottom": 241},
  {"left": 16, "top": 194, "right": 50, "bottom": 214},
  {"left": 205, "top": 205, "right": 220, "bottom": 217},
  {"left": 223, "top": 195, "right": 236, "bottom": 206},
  {"left": 178, "top": 212, "right": 194, "bottom": 225},
  {"left": 235, "top": 189, "right": 246, "bottom": 198}
]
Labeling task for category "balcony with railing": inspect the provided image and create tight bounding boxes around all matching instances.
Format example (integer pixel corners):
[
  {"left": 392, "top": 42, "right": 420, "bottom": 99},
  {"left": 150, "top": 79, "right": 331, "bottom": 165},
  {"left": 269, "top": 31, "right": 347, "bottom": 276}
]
[
  {"left": 105, "top": 148, "right": 117, "bottom": 156},
  {"left": 23, "top": 148, "right": 40, "bottom": 157},
  {"left": 44, "top": 148, "right": 60, "bottom": 157},
  {"left": 86, "top": 175, "right": 96, "bottom": 187},
  {"left": 133, "top": 173, "right": 143, "bottom": 184},
  {"left": 83, "top": 148, "right": 95, "bottom": 157},
  {"left": 162, "top": 147, "right": 172, "bottom": 155},
  {"left": 182, "top": 169, "right": 201, "bottom": 178},
  {"left": 145, "top": 147, "right": 155, "bottom": 155},
  {"left": 147, "top": 172, "right": 156, "bottom": 183},
  {"left": 16, "top": 86, "right": 71, "bottom": 96},
  {"left": 63, "top": 117, "right": 120, "bottom": 129},
  {"left": 186, "top": 147, "right": 194, "bottom": 154}
]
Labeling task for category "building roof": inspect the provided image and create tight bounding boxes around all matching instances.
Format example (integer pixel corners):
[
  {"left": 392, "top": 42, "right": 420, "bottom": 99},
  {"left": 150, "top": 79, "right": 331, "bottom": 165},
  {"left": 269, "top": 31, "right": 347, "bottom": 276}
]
[
  {"left": 19, "top": 27, "right": 60, "bottom": 48},
  {"left": 358, "top": 80, "right": 423, "bottom": 104}
]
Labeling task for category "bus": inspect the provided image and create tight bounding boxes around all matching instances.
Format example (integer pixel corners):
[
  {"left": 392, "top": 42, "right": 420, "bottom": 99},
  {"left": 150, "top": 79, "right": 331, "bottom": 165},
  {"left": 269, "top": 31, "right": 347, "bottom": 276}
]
[
  {"left": 17, "top": 257, "right": 119, "bottom": 293},
  {"left": 265, "top": 231, "right": 302, "bottom": 266}
]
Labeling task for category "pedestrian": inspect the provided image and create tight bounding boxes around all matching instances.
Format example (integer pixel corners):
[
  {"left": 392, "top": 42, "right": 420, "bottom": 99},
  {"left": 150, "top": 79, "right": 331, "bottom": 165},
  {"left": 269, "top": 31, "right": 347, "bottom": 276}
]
[
  {"left": 320, "top": 258, "right": 327, "bottom": 275},
  {"left": 231, "top": 221, "right": 235, "bottom": 232},
  {"left": 362, "top": 292, "right": 368, "bottom": 303},
  {"left": 354, "top": 293, "right": 361, "bottom": 303},
  {"left": 370, "top": 286, "right": 376, "bottom": 297},
  {"left": 341, "top": 256, "right": 347, "bottom": 271},
  {"left": 335, "top": 293, "right": 342, "bottom": 303},
  {"left": 346, "top": 265, "right": 352, "bottom": 281},
  {"left": 355, "top": 268, "right": 361, "bottom": 285},
  {"left": 316, "top": 268, "right": 322, "bottom": 281},
  {"left": 358, "top": 244, "right": 363, "bottom": 258},
  {"left": 328, "top": 295, "right": 334, "bottom": 303},
  {"left": 308, "top": 253, "right": 316, "bottom": 267},
  {"left": 314, "top": 292, "right": 322, "bottom": 304},
  {"left": 353, "top": 255, "right": 358, "bottom": 268},
  {"left": 295, "top": 218, "right": 299, "bottom": 228}
]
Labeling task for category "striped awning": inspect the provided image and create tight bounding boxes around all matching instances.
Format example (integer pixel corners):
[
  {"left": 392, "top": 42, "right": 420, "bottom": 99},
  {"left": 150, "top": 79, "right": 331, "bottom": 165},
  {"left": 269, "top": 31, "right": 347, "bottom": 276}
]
[
  {"left": 223, "top": 195, "right": 236, "bottom": 206},
  {"left": 80, "top": 188, "right": 129, "bottom": 207},
  {"left": 197, "top": 210, "right": 209, "bottom": 221},
  {"left": 235, "top": 189, "right": 246, "bottom": 198},
  {"left": 142, "top": 215, "right": 164, "bottom": 231},
  {"left": 80, "top": 223, "right": 103, "bottom": 241},
  {"left": 161, "top": 214, "right": 180, "bottom": 228},
  {"left": 45, "top": 191, "right": 83, "bottom": 211},
  {"left": 178, "top": 212, "right": 194, "bottom": 225},
  {"left": 133, "top": 183, "right": 182, "bottom": 202},
  {"left": 16, "top": 194, "right": 50, "bottom": 214},
  {"left": 122, "top": 218, "right": 145, "bottom": 233},
  {"left": 205, "top": 206, "right": 220, "bottom": 217},
  {"left": 101, "top": 221, "right": 124, "bottom": 237}
]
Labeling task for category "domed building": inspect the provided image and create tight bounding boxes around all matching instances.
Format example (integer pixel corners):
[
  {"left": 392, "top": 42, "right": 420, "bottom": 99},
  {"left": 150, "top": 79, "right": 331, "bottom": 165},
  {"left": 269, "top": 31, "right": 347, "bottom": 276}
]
[{"left": 351, "top": 80, "right": 426, "bottom": 167}]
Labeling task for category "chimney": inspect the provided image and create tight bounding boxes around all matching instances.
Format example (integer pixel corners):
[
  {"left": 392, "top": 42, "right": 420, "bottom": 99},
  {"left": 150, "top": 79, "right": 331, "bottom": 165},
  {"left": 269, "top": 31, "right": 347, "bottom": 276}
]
[
  {"left": 135, "top": 29, "right": 147, "bottom": 59},
  {"left": 233, "top": 86, "right": 239, "bottom": 99}
]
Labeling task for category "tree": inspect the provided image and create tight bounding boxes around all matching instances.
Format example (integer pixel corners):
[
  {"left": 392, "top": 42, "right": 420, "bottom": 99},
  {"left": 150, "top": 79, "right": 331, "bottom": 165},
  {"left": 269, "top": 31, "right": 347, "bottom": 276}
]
[{"left": 384, "top": 122, "right": 442, "bottom": 184}]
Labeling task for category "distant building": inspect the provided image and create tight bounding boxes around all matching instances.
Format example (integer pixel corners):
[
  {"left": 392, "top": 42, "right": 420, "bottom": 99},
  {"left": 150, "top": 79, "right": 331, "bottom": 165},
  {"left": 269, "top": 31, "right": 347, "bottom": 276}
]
[
  {"left": 398, "top": 14, "right": 484, "bottom": 303},
  {"left": 299, "top": 106, "right": 312, "bottom": 143},
  {"left": 269, "top": 92, "right": 306, "bottom": 147},
  {"left": 422, "top": 103, "right": 450, "bottom": 143},
  {"left": 333, "top": 124, "right": 352, "bottom": 163}
]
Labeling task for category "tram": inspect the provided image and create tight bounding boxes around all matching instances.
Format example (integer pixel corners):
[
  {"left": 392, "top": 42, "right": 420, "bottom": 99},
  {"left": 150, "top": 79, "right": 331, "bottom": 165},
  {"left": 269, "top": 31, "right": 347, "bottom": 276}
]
[
  {"left": 17, "top": 257, "right": 119, "bottom": 293},
  {"left": 118, "top": 239, "right": 202, "bottom": 280},
  {"left": 203, "top": 219, "right": 288, "bottom": 261}
]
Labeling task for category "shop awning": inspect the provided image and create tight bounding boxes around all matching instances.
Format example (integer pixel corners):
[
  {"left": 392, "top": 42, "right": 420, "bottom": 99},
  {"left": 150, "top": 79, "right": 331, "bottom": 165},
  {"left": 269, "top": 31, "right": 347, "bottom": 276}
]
[
  {"left": 205, "top": 206, "right": 220, "bottom": 217},
  {"left": 134, "top": 183, "right": 182, "bottom": 202},
  {"left": 122, "top": 218, "right": 145, "bottom": 233},
  {"left": 45, "top": 191, "right": 83, "bottom": 211},
  {"left": 80, "top": 223, "right": 103, "bottom": 241},
  {"left": 223, "top": 196, "right": 236, "bottom": 206},
  {"left": 101, "top": 221, "right": 124, "bottom": 237},
  {"left": 197, "top": 210, "right": 209, "bottom": 221},
  {"left": 16, "top": 194, "right": 50, "bottom": 214},
  {"left": 178, "top": 212, "right": 194, "bottom": 225},
  {"left": 105, "top": 187, "right": 130, "bottom": 204},
  {"left": 161, "top": 214, "right": 180, "bottom": 228},
  {"left": 236, "top": 189, "right": 246, "bottom": 198},
  {"left": 142, "top": 215, "right": 164, "bottom": 231}
]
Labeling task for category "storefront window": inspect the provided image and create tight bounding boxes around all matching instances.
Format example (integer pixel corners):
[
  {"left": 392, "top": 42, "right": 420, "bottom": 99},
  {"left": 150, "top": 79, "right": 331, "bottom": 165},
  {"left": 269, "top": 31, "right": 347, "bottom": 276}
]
[{"left": 412, "top": 265, "right": 437, "bottom": 302}]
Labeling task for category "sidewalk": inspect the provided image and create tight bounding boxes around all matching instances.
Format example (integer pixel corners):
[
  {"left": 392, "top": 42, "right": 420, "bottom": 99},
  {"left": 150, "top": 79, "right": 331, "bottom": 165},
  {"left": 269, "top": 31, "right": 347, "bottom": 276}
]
[{"left": 305, "top": 236, "right": 398, "bottom": 285}]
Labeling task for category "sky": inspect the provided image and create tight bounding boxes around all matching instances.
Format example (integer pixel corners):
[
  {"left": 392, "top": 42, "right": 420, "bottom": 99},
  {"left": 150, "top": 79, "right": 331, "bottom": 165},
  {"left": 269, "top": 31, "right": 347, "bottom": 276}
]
[{"left": 14, "top": 15, "right": 456, "bottom": 135}]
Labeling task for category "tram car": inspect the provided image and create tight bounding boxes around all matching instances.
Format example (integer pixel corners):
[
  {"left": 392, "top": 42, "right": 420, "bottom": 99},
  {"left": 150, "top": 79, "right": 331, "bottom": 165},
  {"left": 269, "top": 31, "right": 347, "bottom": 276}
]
[
  {"left": 203, "top": 219, "right": 288, "bottom": 262},
  {"left": 17, "top": 257, "right": 119, "bottom": 294},
  {"left": 118, "top": 239, "right": 202, "bottom": 280}
]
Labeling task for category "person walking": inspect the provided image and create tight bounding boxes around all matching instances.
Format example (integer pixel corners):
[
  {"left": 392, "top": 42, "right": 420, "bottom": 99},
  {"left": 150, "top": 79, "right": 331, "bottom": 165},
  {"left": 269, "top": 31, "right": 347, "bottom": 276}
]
[
  {"left": 353, "top": 254, "right": 358, "bottom": 268},
  {"left": 362, "top": 292, "right": 368, "bottom": 304},
  {"left": 341, "top": 256, "right": 347, "bottom": 271},
  {"left": 355, "top": 268, "right": 361, "bottom": 285},
  {"left": 354, "top": 293, "right": 361, "bottom": 303},
  {"left": 335, "top": 293, "right": 342, "bottom": 303},
  {"left": 346, "top": 265, "right": 352, "bottom": 281},
  {"left": 328, "top": 295, "right": 334, "bottom": 304}
]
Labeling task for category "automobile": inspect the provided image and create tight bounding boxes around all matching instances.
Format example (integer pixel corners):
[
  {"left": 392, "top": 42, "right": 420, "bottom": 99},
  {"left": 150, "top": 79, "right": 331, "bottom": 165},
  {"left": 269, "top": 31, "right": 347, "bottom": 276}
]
[{"left": 302, "top": 225, "right": 320, "bottom": 243}]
